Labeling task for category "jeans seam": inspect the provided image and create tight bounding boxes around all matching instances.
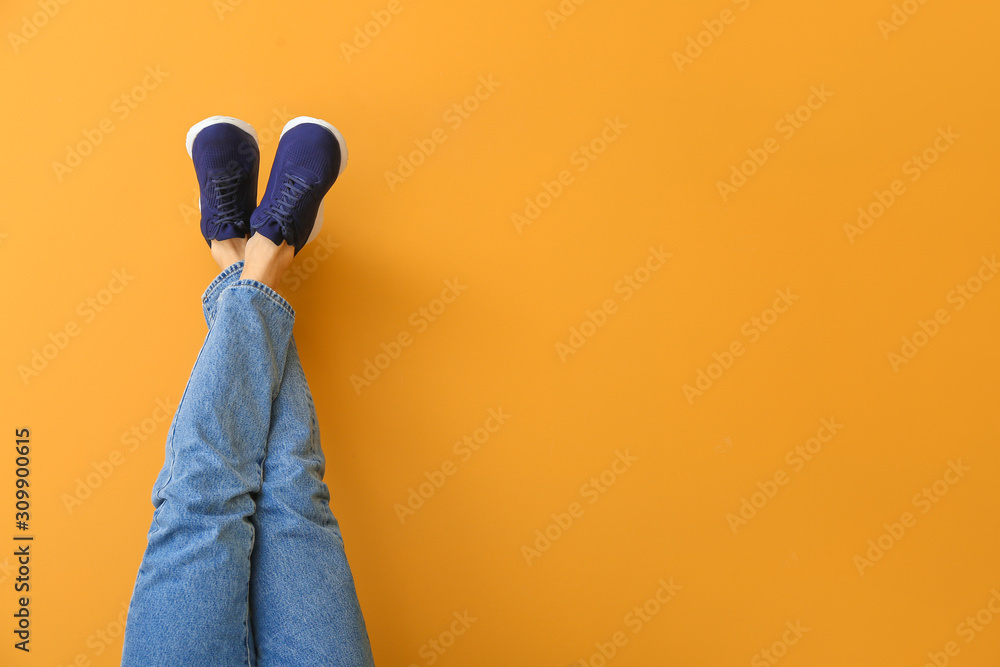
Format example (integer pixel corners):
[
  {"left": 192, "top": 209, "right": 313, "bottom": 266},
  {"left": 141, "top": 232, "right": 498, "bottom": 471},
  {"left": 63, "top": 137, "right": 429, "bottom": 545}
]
[
  {"left": 230, "top": 279, "right": 296, "bottom": 320},
  {"left": 150, "top": 334, "right": 210, "bottom": 533},
  {"left": 246, "top": 438, "right": 267, "bottom": 667},
  {"left": 245, "top": 515, "right": 255, "bottom": 666}
]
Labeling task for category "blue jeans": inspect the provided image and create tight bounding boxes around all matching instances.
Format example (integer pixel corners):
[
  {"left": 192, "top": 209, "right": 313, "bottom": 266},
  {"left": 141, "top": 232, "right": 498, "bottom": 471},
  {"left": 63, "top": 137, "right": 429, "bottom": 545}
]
[{"left": 121, "top": 261, "right": 375, "bottom": 666}]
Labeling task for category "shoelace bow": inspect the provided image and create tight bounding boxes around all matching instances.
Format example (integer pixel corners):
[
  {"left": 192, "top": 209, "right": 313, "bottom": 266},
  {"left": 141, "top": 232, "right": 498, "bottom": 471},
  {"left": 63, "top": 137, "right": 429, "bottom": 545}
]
[
  {"left": 267, "top": 172, "right": 313, "bottom": 244},
  {"left": 210, "top": 171, "right": 244, "bottom": 226}
]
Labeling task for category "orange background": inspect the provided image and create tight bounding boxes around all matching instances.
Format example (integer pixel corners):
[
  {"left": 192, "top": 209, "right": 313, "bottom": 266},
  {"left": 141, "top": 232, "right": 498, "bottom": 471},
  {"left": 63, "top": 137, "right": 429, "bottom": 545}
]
[{"left": 2, "top": 0, "right": 999, "bottom": 665}]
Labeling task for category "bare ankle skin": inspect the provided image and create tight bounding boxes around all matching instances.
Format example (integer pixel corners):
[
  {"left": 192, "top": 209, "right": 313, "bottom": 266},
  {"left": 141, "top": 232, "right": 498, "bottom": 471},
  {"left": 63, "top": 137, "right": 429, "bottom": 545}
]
[
  {"left": 240, "top": 233, "right": 294, "bottom": 290},
  {"left": 210, "top": 238, "right": 247, "bottom": 270}
]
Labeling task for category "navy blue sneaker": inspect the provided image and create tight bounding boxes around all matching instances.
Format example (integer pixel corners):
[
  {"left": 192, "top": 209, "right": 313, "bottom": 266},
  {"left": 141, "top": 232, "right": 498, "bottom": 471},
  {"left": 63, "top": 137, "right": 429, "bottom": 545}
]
[
  {"left": 249, "top": 116, "right": 348, "bottom": 255},
  {"left": 185, "top": 116, "right": 260, "bottom": 247}
]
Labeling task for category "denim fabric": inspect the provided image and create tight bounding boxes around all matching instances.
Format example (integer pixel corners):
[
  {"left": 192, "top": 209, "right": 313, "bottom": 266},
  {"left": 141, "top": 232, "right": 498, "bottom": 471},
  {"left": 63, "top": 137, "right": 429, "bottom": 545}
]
[{"left": 122, "top": 262, "right": 375, "bottom": 666}]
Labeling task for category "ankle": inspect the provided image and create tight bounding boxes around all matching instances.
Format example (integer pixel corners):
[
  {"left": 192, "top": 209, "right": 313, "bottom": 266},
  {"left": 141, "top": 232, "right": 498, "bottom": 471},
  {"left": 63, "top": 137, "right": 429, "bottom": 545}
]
[
  {"left": 211, "top": 237, "right": 247, "bottom": 270},
  {"left": 240, "top": 233, "right": 294, "bottom": 290}
]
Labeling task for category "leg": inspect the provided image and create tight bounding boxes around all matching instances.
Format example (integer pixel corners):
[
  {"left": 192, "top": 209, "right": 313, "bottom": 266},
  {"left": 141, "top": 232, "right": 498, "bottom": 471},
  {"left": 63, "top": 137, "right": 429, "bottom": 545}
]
[
  {"left": 130, "top": 113, "right": 360, "bottom": 664},
  {"left": 122, "top": 264, "right": 295, "bottom": 666},
  {"left": 197, "top": 239, "right": 374, "bottom": 664},
  {"left": 249, "top": 339, "right": 376, "bottom": 666}
]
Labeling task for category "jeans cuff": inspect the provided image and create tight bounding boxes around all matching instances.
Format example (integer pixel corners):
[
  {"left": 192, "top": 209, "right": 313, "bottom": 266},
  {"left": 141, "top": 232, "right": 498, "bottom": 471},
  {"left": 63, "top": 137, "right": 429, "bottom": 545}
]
[
  {"left": 229, "top": 278, "right": 296, "bottom": 321},
  {"left": 202, "top": 261, "right": 246, "bottom": 305},
  {"left": 202, "top": 261, "right": 246, "bottom": 326}
]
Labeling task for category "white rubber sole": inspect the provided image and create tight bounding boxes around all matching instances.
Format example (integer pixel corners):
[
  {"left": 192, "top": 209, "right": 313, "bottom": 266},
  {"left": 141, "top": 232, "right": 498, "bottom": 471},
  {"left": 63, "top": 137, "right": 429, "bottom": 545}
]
[
  {"left": 280, "top": 116, "right": 349, "bottom": 247},
  {"left": 185, "top": 115, "right": 260, "bottom": 158}
]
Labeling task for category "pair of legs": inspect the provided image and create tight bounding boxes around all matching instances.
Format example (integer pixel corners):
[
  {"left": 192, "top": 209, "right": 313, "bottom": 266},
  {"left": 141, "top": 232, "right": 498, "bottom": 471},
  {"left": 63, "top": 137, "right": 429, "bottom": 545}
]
[{"left": 121, "top": 238, "right": 375, "bottom": 666}]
